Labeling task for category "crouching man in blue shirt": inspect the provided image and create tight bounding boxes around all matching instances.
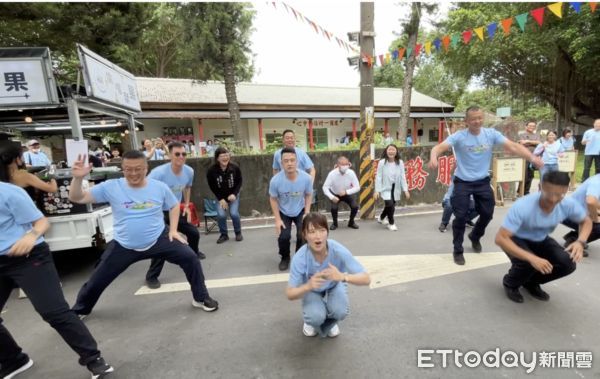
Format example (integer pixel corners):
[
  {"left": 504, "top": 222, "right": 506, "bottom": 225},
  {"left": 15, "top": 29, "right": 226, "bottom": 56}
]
[
  {"left": 286, "top": 213, "right": 370, "bottom": 338},
  {"left": 68, "top": 151, "right": 218, "bottom": 318},
  {"left": 495, "top": 171, "right": 592, "bottom": 303}
]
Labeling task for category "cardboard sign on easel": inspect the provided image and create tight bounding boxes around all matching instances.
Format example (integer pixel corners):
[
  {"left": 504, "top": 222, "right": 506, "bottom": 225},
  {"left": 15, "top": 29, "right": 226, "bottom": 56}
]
[
  {"left": 492, "top": 157, "right": 526, "bottom": 206},
  {"left": 558, "top": 150, "right": 578, "bottom": 189}
]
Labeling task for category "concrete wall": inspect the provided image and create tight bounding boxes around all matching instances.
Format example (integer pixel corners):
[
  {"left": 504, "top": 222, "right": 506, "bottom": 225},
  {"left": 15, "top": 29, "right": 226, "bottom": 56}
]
[{"left": 148, "top": 146, "right": 449, "bottom": 217}]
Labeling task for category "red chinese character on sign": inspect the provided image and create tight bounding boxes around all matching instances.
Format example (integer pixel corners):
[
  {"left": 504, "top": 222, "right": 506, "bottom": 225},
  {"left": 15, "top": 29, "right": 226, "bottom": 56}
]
[
  {"left": 436, "top": 155, "right": 456, "bottom": 186},
  {"left": 405, "top": 156, "right": 429, "bottom": 191}
]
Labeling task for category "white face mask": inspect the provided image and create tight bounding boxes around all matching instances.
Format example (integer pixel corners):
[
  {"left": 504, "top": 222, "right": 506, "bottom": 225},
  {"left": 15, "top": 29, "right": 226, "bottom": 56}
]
[
  {"left": 32, "top": 148, "right": 40, "bottom": 153},
  {"left": 339, "top": 165, "right": 349, "bottom": 173}
]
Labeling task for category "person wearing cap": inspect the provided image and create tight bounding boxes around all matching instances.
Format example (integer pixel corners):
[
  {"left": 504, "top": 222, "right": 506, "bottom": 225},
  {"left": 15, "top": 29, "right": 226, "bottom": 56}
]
[{"left": 22, "top": 140, "right": 51, "bottom": 167}]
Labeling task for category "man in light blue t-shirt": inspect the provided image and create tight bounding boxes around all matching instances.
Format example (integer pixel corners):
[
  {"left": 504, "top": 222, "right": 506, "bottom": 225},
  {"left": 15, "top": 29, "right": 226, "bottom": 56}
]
[
  {"left": 22, "top": 139, "right": 51, "bottom": 167},
  {"left": 495, "top": 171, "right": 592, "bottom": 303},
  {"left": 562, "top": 174, "right": 600, "bottom": 255},
  {"left": 269, "top": 146, "right": 313, "bottom": 271},
  {"left": 581, "top": 119, "right": 600, "bottom": 181},
  {"left": 68, "top": 150, "right": 218, "bottom": 318},
  {"left": 272, "top": 129, "right": 316, "bottom": 182},
  {"left": 429, "top": 106, "right": 544, "bottom": 266},
  {"left": 145, "top": 141, "right": 204, "bottom": 290}
]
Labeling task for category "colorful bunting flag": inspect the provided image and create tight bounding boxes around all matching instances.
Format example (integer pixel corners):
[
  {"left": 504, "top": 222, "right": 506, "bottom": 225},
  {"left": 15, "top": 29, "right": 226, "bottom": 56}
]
[
  {"left": 547, "top": 2, "right": 563, "bottom": 18},
  {"left": 415, "top": 44, "right": 422, "bottom": 57},
  {"left": 406, "top": 47, "right": 413, "bottom": 58},
  {"left": 570, "top": 2, "right": 582, "bottom": 12},
  {"left": 501, "top": 17, "right": 513, "bottom": 35},
  {"left": 442, "top": 35, "right": 450, "bottom": 51},
  {"left": 487, "top": 22, "right": 497, "bottom": 39},
  {"left": 378, "top": 54, "right": 385, "bottom": 66},
  {"left": 591, "top": 2, "right": 598, "bottom": 13},
  {"left": 462, "top": 30, "right": 473, "bottom": 44},
  {"left": 530, "top": 7, "right": 545, "bottom": 26},
  {"left": 425, "top": 41, "right": 432, "bottom": 55},
  {"left": 398, "top": 48, "right": 406, "bottom": 60},
  {"left": 392, "top": 50, "right": 399, "bottom": 61},
  {"left": 451, "top": 34, "right": 460, "bottom": 48},
  {"left": 474, "top": 27, "right": 485, "bottom": 41},
  {"left": 433, "top": 38, "right": 441, "bottom": 51},
  {"left": 385, "top": 53, "right": 391, "bottom": 64},
  {"left": 515, "top": 13, "right": 528, "bottom": 32}
]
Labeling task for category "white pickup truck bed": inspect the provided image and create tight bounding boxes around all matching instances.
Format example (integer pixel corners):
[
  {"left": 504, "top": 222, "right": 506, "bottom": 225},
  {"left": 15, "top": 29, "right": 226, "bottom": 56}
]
[{"left": 45, "top": 206, "right": 114, "bottom": 252}]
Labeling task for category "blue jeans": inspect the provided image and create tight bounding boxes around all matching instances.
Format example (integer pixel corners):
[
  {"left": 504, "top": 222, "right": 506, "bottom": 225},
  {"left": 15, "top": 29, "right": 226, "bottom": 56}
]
[
  {"left": 539, "top": 163, "right": 558, "bottom": 181},
  {"left": 302, "top": 283, "right": 349, "bottom": 337},
  {"left": 441, "top": 198, "right": 478, "bottom": 226},
  {"left": 216, "top": 197, "right": 241, "bottom": 236}
]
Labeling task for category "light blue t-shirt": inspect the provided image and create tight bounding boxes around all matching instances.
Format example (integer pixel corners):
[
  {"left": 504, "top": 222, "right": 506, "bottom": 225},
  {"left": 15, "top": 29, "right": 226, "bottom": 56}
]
[
  {"left": 558, "top": 136, "right": 575, "bottom": 151},
  {"left": 272, "top": 147, "right": 314, "bottom": 173},
  {"left": 502, "top": 192, "right": 586, "bottom": 241},
  {"left": 571, "top": 175, "right": 600, "bottom": 209},
  {"left": 148, "top": 148, "right": 166, "bottom": 161},
  {"left": 582, "top": 129, "right": 600, "bottom": 155},
  {"left": 269, "top": 170, "right": 313, "bottom": 217},
  {"left": 288, "top": 239, "right": 366, "bottom": 292},
  {"left": 23, "top": 151, "right": 51, "bottom": 167},
  {"left": 0, "top": 182, "right": 45, "bottom": 255},
  {"left": 533, "top": 141, "right": 565, "bottom": 165},
  {"left": 148, "top": 163, "right": 194, "bottom": 202},
  {"left": 445, "top": 128, "right": 507, "bottom": 181},
  {"left": 91, "top": 178, "right": 178, "bottom": 249}
]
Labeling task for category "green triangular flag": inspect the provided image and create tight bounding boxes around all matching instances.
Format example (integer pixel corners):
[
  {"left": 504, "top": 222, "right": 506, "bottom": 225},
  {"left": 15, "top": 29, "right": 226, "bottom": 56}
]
[
  {"left": 406, "top": 47, "right": 413, "bottom": 58},
  {"left": 451, "top": 34, "right": 460, "bottom": 48},
  {"left": 515, "top": 13, "right": 528, "bottom": 32}
]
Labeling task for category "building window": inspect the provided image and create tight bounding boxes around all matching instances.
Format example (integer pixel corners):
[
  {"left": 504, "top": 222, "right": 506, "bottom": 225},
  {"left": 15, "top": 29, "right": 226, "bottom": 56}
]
[
  {"left": 306, "top": 128, "right": 328, "bottom": 149},
  {"left": 265, "top": 133, "right": 279, "bottom": 144},
  {"left": 428, "top": 129, "right": 439, "bottom": 142}
]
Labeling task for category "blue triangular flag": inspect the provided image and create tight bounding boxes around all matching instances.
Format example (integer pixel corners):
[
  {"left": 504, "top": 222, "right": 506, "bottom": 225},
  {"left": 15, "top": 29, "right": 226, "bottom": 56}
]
[
  {"left": 570, "top": 2, "right": 582, "bottom": 13},
  {"left": 487, "top": 22, "right": 497, "bottom": 39},
  {"left": 433, "top": 38, "right": 441, "bottom": 51}
]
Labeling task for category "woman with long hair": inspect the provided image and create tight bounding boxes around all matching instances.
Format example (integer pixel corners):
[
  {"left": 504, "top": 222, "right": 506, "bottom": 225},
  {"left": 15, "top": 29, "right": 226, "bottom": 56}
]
[
  {"left": 0, "top": 142, "right": 57, "bottom": 197},
  {"left": 533, "top": 130, "right": 565, "bottom": 180},
  {"left": 374, "top": 144, "right": 410, "bottom": 231}
]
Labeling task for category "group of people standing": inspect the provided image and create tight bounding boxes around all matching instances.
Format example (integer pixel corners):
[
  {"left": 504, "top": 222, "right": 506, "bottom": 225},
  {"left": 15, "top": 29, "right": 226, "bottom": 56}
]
[{"left": 1, "top": 108, "right": 599, "bottom": 377}]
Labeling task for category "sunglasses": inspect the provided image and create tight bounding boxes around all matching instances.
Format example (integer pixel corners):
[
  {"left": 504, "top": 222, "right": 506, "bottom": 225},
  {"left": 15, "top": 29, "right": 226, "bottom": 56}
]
[{"left": 174, "top": 152, "right": 187, "bottom": 157}]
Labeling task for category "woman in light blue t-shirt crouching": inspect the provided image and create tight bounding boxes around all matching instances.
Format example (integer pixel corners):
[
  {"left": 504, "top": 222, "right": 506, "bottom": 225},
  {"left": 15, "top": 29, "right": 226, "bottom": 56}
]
[{"left": 286, "top": 213, "right": 370, "bottom": 338}]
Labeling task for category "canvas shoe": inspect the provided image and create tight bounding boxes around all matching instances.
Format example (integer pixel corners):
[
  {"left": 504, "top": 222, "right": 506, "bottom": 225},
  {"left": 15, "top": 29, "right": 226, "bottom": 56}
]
[
  {"left": 302, "top": 323, "right": 317, "bottom": 337},
  {"left": 327, "top": 324, "right": 340, "bottom": 338}
]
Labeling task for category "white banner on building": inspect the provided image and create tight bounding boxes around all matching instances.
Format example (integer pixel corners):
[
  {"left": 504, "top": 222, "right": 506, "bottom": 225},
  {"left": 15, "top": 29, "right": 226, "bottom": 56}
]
[{"left": 77, "top": 44, "right": 141, "bottom": 112}]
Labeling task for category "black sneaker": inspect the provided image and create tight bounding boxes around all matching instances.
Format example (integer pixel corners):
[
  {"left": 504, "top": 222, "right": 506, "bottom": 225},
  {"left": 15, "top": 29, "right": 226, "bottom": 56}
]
[
  {"left": 453, "top": 253, "right": 465, "bottom": 265},
  {"left": 347, "top": 222, "right": 359, "bottom": 229},
  {"left": 523, "top": 283, "right": 550, "bottom": 301},
  {"left": 330, "top": 223, "right": 338, "bottom": 230},
  {"left": 235, "top": 233, "right": 243, "bottom": 242},
  {"left": 468, "top": 233, "right": 482, "bottom": 253},
  {"left": 145, "top": 278, "right": 161, "bottom": 289},
  {"left": 278, "top": 256, "right": 290, "bottom": 271},
  {"left": 504, "top": 285, "right": 524, "bottom": 303},
  {"left": 0, "top": 354, "right": 33, "bottom": 379},
  {"left": 217, "top": 235, "right": 229, "bottom": 244},
  {"left": 197, "top": 251, "right": 206, "bottom": 260},
  {"left": 438, "top": 223, "right": 447, "bottom": 233},
  {"left": 87, "top": 357, "right": 114, "bottom": 379},
  {"left": 192, "top": 296, "right": 219, "bottom": 312}
]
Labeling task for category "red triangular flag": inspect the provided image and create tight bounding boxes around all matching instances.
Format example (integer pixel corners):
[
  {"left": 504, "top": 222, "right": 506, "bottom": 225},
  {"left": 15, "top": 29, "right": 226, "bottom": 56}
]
[
  {"left": 590, "top": 2, "right": 598, "bottom": 12},
  {"left": 398, "top": 48, "right": 406, "bottom": 60},
  {"left": 530, "top": 7, "right": 545, "bottom": 27},
  {"left": 462, "top": 30, "right": 472, "bottom": 44},
  {"left": 415, "top": 44, "right": 422, "bottom": 57}
]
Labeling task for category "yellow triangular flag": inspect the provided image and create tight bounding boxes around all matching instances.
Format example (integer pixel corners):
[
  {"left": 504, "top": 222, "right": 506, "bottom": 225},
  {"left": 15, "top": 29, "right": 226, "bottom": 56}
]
[
  {"left": 385, "top": 53, "right": 391, "bottom": 64},
  {"left": 547, "top": 2, "right": 563, "bottom": 18},
  {"left": 474, "top": 27, "right": 484, "bottom": 41},
  {"left": 425, "top": 41, "right": 432, "bottom": 55}
]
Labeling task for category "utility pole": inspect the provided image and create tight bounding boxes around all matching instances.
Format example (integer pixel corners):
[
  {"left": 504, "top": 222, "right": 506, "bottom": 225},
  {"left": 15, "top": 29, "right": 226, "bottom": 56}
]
[{"left": 358, "top": 2, "right": 376, "bottom": 220}]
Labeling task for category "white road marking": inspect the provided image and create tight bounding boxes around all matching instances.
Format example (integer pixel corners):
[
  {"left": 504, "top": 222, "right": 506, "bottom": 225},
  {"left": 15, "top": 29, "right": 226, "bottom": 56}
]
[{"left": 134, "top": 252, "right": 509, "bottom": 295}]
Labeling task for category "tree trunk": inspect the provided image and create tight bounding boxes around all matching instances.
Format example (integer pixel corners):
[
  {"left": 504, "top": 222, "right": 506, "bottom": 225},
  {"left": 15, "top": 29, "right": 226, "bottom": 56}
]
[
  {"left": 398, "top": 2, "right": 421, "bottom": 143},
  {"left": 223, "top": 60, "right": 243, "bottom": 147}
]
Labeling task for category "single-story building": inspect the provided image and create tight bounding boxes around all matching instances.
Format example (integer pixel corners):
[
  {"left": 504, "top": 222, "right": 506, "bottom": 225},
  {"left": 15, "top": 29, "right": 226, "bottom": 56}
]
[{"left": 136, "top": 78, "right": 464, "bottom": 152}]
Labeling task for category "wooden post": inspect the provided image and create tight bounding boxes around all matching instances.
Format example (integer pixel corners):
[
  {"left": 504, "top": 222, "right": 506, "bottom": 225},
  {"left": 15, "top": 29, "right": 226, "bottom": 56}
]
[
  {"left": 258, "top": 118, "right": 264, "bottom": 150},
  {"left": 308, "top": 119, "right": 314, "bottom": 150}
]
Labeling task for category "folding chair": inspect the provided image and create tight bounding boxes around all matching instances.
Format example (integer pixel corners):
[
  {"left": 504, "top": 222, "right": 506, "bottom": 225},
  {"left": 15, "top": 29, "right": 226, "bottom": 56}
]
[{"left": 203, "top": 198, "right": 219, "bottom": 234}]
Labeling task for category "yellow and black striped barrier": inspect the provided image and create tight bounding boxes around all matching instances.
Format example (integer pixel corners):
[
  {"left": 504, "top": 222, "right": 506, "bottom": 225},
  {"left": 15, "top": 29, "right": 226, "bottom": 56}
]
[{"left": 359, "top": 107, "right": 375, "bottom": 219}]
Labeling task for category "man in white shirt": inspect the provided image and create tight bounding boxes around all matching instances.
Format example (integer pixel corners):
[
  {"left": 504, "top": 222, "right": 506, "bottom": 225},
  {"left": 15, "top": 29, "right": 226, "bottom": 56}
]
[{"left": 322, "top": 156, "right": 360, "bottom": 230}]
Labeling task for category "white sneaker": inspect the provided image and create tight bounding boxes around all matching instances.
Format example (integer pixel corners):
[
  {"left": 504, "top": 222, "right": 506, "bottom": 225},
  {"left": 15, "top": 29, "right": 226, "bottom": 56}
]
[
  {"left": 378, "top": 218, "right": 389, "bottom": 226},
  {"left": 388, "top": 224, "right": 398, "bottom": 231},
  {"left": 327, "top": 323, "right": 340, "bottom": 338},
  {"left": 302, "top": 323, "right": 317, "bottom": 337}
]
